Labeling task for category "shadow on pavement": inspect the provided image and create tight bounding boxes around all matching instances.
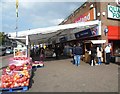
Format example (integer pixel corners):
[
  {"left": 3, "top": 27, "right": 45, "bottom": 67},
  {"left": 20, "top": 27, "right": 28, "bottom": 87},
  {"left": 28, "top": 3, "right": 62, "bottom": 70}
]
[
  {"left": 29, "top": 68, "right": 37, "bottom": 89},
  {"left": 111, "top": 62, "right": 120, "bottom": 66},
  {"left": 32, "top": 55, "right": 72, "bottom": 62}
]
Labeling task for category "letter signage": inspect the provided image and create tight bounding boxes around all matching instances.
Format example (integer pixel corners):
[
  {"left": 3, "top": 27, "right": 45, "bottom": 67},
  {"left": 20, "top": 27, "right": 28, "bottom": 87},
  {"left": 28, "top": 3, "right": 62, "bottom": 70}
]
[
  {"left": 74, "top": 8, "right": 96, "bottom": 23},
  {"left": 108, "top": 5, "right": 120, "bottom": 20}
]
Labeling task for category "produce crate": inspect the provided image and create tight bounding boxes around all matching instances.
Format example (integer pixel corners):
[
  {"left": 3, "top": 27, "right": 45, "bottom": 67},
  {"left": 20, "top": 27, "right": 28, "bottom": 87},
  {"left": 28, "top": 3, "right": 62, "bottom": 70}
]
[{"left": 0, "top": 86, "right": 28, "bottom": 92}]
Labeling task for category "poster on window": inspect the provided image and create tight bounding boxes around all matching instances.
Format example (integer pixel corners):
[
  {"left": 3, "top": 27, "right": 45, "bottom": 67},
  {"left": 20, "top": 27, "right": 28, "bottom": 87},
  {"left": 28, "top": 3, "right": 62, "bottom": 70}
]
[{"left": 14, "top": 47, "right": 27, "bottom": 57}]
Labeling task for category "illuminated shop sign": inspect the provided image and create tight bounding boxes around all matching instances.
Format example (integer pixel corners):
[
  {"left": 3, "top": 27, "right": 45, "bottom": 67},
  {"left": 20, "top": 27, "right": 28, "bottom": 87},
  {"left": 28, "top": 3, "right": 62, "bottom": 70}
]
[
  {"left": 74, "top": 8, "right": 96, "bottom": 23},
  {"left": 108, "top": 5, "right": 120, "bottom": 20}
]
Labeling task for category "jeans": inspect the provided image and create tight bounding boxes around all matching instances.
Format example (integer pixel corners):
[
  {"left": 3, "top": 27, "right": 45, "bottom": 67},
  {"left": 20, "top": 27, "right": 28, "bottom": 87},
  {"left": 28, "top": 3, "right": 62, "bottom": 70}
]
[
  {"left": 74, "top": 55, "right": 81, "bottom": 66},
  {"left": 98, "top": 57, "right": 101, "bottom": 64}
]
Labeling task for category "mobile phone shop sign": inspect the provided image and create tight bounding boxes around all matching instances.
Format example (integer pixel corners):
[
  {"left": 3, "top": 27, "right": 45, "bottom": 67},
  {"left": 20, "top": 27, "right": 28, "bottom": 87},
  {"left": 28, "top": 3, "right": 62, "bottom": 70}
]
[{"left": 108, "top": 5, "right": 120, "bottom": 20}]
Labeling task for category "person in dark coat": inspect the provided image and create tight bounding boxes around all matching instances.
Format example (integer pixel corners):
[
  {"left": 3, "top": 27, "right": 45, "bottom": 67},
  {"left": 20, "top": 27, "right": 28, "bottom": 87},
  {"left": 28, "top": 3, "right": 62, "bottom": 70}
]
[
  {"left": 40, "top": 47, "right": 45, "bottom": 61},
  {"left": 72, "top": 44, "right": 76, "bottom": 65},
  {"left": 90, "top": 45, "right": 97, "bottom": 66},
  {"left": 54, "top": 45, "right": 59, "bottom": 59},
  {"left": 73, "top": 43, "right": 83, "bottom": 66}
]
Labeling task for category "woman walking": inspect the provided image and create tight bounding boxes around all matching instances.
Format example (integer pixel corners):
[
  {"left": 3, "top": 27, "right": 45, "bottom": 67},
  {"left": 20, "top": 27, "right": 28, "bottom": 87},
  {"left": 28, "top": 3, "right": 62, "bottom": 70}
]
[{"left": 97, "top": 46, "right": 103, "bottom": 65}]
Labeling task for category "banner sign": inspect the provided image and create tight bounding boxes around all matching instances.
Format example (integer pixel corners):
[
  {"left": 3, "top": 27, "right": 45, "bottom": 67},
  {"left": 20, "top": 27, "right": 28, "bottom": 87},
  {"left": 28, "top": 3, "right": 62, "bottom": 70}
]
[
  {"left": 75, "top": 26, "right": 99, "bottom": 39},
  {"left": 108, "top": 5, "right": 120, "bottom": 20},
  {"left": 74, "top": 8, "right": 96, "bottom": 23}
]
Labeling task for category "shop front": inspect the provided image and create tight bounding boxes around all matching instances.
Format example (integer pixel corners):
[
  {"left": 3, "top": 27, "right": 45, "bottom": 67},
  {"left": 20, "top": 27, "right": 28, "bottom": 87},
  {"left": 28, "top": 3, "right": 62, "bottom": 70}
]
[
  {"left": 108, "top": 26, "right": 120, "bottom": 63},
  {"left": 74, "top": 25, "right": 102, "bottom": 63}
]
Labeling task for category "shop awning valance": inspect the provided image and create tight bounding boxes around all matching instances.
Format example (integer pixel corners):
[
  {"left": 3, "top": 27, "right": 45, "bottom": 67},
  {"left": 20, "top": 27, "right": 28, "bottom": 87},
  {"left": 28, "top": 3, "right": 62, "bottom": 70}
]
[{"left": 91, "top": 40, "right": 106, "bottom": 44}]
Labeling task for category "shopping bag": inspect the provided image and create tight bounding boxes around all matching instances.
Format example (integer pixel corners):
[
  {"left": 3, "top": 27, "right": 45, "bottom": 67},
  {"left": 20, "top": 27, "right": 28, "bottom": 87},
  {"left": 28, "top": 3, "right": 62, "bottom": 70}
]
[
  {"left": 89, "top": 51, "right": 91, "bottom": 55},
  {"left": 52, "top": 53, "right": 56, "bottom": 57}
]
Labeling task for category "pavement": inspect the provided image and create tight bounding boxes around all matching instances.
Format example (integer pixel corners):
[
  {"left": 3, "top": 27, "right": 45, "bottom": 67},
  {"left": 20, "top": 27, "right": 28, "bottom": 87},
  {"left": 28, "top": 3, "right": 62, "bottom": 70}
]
[
  {"left": 27, "top": 57, "right": 118, "bottom": 92},
  {"left": 0, "top": 55, "right": 119, "bottom": 92}
]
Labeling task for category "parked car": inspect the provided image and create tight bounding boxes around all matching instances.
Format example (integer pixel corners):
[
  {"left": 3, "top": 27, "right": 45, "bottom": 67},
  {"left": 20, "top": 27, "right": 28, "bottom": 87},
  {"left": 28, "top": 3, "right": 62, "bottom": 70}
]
[
  {"left": 6, "top": 46, "right": 13, "bottom": 54},
  {"left": 0, "top": 46, "right": 6, "bottom": 56}
]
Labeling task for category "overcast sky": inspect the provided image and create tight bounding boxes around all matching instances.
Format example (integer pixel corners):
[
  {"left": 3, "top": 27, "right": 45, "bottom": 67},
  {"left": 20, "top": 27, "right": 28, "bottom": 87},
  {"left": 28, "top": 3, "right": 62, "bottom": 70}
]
[{"left": 1, "top": 0, "right": 86, "bottom": 34}]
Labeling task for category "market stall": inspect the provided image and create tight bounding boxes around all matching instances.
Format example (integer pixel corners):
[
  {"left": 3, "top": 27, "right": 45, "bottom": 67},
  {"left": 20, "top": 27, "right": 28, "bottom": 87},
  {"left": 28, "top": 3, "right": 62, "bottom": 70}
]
[
  {"left": 0, "top": 54, "right": 32, "bottom": 92},
  {"left": 84, "top": 40, "right": 106, "bottom": 63},
  {"left": 0, "top": 35, "right": 45, "bottom": 92}
]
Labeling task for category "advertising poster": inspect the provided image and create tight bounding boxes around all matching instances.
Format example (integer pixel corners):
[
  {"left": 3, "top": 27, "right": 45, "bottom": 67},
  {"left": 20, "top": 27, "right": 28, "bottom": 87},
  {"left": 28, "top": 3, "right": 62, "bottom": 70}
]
[{"left": 14, "top": 47, "right": 27, "bottom": 57}]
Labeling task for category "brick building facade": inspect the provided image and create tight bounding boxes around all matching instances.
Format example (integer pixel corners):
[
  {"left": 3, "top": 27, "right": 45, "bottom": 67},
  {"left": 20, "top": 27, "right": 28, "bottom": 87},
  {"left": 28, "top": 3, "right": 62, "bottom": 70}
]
[{"left": 57, "top": 1, "right": 120, "bottom": 62}]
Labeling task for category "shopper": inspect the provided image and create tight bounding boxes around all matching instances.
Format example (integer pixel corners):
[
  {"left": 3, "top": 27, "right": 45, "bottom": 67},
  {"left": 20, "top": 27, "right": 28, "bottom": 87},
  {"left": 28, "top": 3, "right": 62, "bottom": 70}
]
[
  {"left": 40, "top": 47, "right": 45, "bottom": 61},
  {"left": 105, "top": 44, "right": 111, "bottom": 65},
  {"left": 54, "top": 45, "right": 60, "bottom": 59},
  {"left": 72, "top": 44, "right": 76, "bottom": 65},
  {"left": 90, "top": 45, "right": 97, "bottom": 66},
  {"left": 97, "top": 46, "right": 103, "bottom": 65},
  {"left": 73, "top": 43, "right": 82, "bottom": 66}
]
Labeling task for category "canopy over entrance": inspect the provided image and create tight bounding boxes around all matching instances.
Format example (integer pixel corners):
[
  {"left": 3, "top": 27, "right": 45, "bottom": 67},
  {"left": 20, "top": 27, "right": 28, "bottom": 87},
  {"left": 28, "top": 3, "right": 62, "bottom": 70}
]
[
  {"left": 9, "top": 20, "right": 101, "bottom": 45},
  {"left": 91, "top": 40, "right": 106, "bottom": 44}
]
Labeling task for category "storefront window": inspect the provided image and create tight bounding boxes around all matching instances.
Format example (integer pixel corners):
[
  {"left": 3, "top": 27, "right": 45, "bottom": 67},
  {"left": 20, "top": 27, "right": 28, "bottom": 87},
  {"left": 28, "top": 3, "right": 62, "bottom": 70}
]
[{"left": 110, "top": 40, "right": 120, "bottom": 56}]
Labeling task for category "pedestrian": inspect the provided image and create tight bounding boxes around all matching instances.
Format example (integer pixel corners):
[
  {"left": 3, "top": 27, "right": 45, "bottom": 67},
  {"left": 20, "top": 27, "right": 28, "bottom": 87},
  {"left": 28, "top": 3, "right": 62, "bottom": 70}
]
[
  {"left": 105, "top": 44, "right": 111, "bottom": 65},
  {"left": 72, "top": 44, "right": 76, "bottom": 65},
  {"left": 90, "top": 44, "right": 97, "bottom": 66},
  {"left": 73, "top": 43, "right": 82, "bottom": 66},
  {"left": 40, "top": 47, "right": 45, "bottom": 61},
  {"left": 97, "top": 46, "right": 103, "bottom": 65},
  {"left": 54, "top": 45, "right": 59, "bottom": 59}
]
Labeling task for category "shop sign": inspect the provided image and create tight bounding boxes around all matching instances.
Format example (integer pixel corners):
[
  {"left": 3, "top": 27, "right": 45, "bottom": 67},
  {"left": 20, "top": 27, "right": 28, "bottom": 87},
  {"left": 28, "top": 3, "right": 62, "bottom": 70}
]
[
  {"left": 74, "top": 8, "right": 96, "bottom": 23},
  {"left": 74, "top": 26, "right": 99, "bottom": 39},
  {"left": 108, "top": 5, "right": 120, "bottom": 20},
  {"left": 116, "top": 0, "right": 120, "bottom": 6}
]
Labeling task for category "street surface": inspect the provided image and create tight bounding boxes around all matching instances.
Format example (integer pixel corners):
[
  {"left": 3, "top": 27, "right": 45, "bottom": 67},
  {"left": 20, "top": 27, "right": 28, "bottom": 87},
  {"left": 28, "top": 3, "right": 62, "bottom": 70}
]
[
  {"left": 0, "top": 55, "right": 119, "bottom": 92},
  {"left": 28, "top": 58, "right": 118, "bottom": 92}
]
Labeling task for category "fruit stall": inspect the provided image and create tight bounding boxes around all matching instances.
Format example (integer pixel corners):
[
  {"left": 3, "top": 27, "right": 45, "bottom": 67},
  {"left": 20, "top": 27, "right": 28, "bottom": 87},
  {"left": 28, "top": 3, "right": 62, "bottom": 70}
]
[
  {"left": 0, "top": 44, "right": 44, "bottom": 92},
  {"left": 0, "top": 57, "right": 32, "bottom": 92},
  {"left": 0, "top": 46, "right": 41, "bottom": 92}
]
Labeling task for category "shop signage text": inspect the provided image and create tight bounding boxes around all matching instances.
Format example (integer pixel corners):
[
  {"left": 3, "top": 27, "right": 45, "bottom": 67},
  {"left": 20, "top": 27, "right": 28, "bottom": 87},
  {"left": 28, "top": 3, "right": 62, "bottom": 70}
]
[
  {"left": 74, "top": 8, "right": 96, "bottom": 23},
  {"left": 108, "top": 5, "right": 120, "bottom": 20},
  {"left": 74, "top": 26, "right": 99, "bottom": 39}
]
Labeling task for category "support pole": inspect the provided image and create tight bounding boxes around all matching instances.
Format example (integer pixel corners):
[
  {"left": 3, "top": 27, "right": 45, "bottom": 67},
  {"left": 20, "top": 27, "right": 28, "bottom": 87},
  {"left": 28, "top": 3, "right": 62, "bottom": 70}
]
[{"left": 26, "top": 35, "right": 29, "bottom": 57}]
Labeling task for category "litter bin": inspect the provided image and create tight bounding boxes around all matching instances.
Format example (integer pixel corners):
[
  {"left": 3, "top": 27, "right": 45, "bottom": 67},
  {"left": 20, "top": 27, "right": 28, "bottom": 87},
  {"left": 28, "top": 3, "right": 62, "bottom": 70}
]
[{"left": 110, "top": 56, "right": 115, "bottom": 63}]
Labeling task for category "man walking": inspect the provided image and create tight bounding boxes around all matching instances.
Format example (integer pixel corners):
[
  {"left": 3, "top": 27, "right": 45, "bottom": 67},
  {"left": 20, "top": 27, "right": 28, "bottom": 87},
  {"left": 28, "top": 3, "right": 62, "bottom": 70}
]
[
  {"left": 72, "top": 44, "right": 76, "bottom": 65},
  {"left": 105, "top": 44, "right": 111, "bottom": 65},
  {"left": 73, "top": 43, "right": 82, "bottom": 66},
  {"left": 90, "top": 45, "right": 97, "bottom": 66}
]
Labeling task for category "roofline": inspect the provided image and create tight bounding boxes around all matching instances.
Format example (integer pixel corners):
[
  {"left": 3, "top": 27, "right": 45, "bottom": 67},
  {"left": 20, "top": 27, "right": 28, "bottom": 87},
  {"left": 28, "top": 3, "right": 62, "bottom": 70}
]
[{"left": 59, "top": 1, "right": 87, "bottom": 25}]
